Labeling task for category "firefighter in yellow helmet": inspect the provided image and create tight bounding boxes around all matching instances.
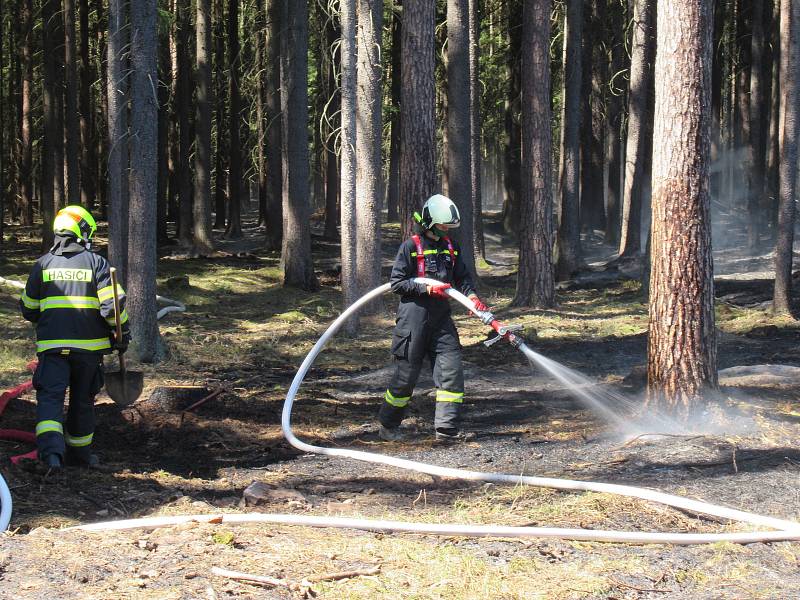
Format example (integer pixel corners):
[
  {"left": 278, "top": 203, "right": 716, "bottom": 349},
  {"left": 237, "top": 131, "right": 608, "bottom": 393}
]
[{"left": 19, "top": 206, "right": 130, "bottom": 470}]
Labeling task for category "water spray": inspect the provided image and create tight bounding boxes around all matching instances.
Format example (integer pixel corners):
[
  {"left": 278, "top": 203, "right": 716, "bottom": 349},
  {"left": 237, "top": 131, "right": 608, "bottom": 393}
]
[{"left": 68, "top": 280, "right": 800, "bottom": 544}]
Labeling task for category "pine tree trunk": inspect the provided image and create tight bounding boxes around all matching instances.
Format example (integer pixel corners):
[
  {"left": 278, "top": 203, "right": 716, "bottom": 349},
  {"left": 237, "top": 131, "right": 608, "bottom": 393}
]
[
  {"left": 107, "top": 0, "right": 130, "bottom": 278},
  {"left": 177, "top": 0, "right": 194, "bottom": 245},
  {"left": 19, "top": 0, "right": 33, "bottom": 225},
  {"left": 605, "top": 0, "right": 626, "bottom": 246},
  {"left": 619, "top": 0, "right": 655, "bottom": 258},
  {"left": 513, "top": 0, "right": 555, "bottom": 308},
  {"left": 95, "top": 0, "right": 108, "bottom": 215},
  {"left": 255, "top": 8, "right": 267, "bottom": 227},
  {"left": 502, "top": 0, "right": 521, "bottom": 235},
  {"left": 157, "top": 33, "right": 170, "bottom": 244},
  {"left": 213, "top": 0, "right": 227, "bottom": 230},
  {"left": 747, "top": 0, "right": 766, "bottom": 249},
  {"left": 765, "top": 0, "right": 781, "bottom": 240},
  {"left": 264, "top": 0, "right": 283, "bottom": 251},
  {"left": 323, "top": 14, "right": 340, "bottom": 240},
  {"left": 447, "top": 0, "right": 476, "bottom": 279},
  {"left": 386, "top": 6, "right": 401, "bottom": 223},
  {"left": 64, "top": 0, "right": 81, "bottom": 205},
  {"left": 340, "top": 0, "right": 358, "bottom": 324},
  {"left": 225, "top": 0, "right": 242, "bottom": 239},
  {"left": 193, "top": 0, "right": 213, "bottom": 253},
  {"left": 53, "top": 7, "right": 66, "bottom": 211},
  {"left": 555, "top": 0, "right": 583, "bottom": 279},
  {"left": 647, "top": 0, "right": 716, "bottom": 416},
  {"left": 79, "top": 0, "right": 97, "bottom": 209},
  {"left": 128, "top": 0, "right": 161, "bottom": 362},
  {"left": 280, "top": 0, "right": 317, "bottom": 289},
  {"left": 42, "top": 0, "right": 60, "bottom": 247},
  {"left": 399, "top": 0, "right": 436, "bottom": 239},
  {"left": 773, "top": 0, "right": 800, "bottom": 314},
  {"left": 355, "top": 0, "right": 384, "bottom": 308},
  {"left": 469, "top": 0, "right": 484, "bottom": 260}
]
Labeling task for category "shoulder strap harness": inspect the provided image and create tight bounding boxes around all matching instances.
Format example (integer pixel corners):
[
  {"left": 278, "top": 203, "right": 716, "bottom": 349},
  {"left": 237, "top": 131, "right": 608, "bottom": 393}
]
[{"left": 411, "top": 234, "right": 456, "bottom": 279}]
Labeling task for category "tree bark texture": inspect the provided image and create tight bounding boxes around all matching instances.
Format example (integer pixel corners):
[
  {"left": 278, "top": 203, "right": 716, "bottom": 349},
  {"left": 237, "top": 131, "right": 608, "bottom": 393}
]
[
  {"left": 19, "top": 0, "right": 33, "bottom": 224},
  {"left": 107, "top": 0, "right": 130, "bottom": 279},
  {"left": 399, "top": 0, "right": 436, "bottom": 239},
  {"left": 322, "top": 13, "right": 340, "bottom": 241},
  {"left": 64, "top": 0, "right": 82, "bottom": 205},
  {"left": 340, "top": 0, "right": 358, "bottom": 323},
  {"left": 264, "top": 0, "right": 283, "bottom": 250},
  {"left": 447, "top": 0, "right": 476, "bottom": 279},
  {"left": 128, "top": 0, "right": 161, "bottom": 362},
  {"left": 280, "top": 0, "right": 317, "bottom": 289},
  {"left": 42, "top": 0, "right": 59, "bottom": 247},
  {"left": 355, "top": 0, "right": 384, "bottom": 306},
  {"left": 647, "top": 0, "right": 717, "bottom": 414},
  {"left": 194, "top": 0, "right": 214, "bottom": 254},
  {"left": 469, "top": 0, "right": 484, "bottom": 259},
  {"left": 747, "top": 0, "right": 766, "bottom": 249},
  {"left": 555, "top": 0, "right": 583, "bottom": 279},
  {"left": 773, "top": 0, "right": 800, "bottom": 314},
  {"left": 386, "top": 6, "right": 401, "bottom": 223},
  {"left": 502, "top": 1, "right": 521, "bottom": 235},
  {"left": 514, "top": 0, "right": 555, "bottom": 308},
  {"left": 605, "top": 0, "right": 626, "bottom": 246},
  {"left": 177, "top": 0, "right": 194, "bottom": 245},
  {"left": 225, "top": 0, "right": 242, "bottom": 239},
  {"left": 619, "top": 0, "right": 655, "bottom": 258},
  {"left": 213, "top": 0, "right": 227, "bottom": 230},
  {"left": 79, "top": 0, "right": 97, "bottom": 209}
]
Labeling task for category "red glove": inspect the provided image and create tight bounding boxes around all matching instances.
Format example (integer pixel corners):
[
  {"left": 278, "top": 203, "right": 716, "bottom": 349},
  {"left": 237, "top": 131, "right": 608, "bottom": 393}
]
[
  {"left": 469, "top": 295, "right": 489, "bottom": 312},
  {"left": 427, "top": 282, "right": 452, "bottom": 300}
]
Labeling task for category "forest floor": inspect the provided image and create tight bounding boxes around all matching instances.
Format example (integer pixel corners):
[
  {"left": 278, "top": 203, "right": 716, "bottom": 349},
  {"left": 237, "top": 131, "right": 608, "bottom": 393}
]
[{"left": 0, "top": 211, "right": 799, "bottom": 599}]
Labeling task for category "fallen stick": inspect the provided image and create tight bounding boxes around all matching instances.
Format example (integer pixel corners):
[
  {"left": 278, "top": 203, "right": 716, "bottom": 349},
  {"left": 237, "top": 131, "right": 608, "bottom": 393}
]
[
  {"left": 301, "top": 565, "right": 381, "bottom": 585},
  {"left": 210, "top": 566, "right": 297, "bottom": 590},
  {"left": 183, "top": 388, "right": 226, "bottom": 413}
]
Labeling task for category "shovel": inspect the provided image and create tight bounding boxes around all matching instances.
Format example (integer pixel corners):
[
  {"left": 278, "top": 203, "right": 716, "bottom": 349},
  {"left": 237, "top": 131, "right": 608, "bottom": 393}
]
[{"left": 104, "top": 267, "right": 144, "bottom": 406}]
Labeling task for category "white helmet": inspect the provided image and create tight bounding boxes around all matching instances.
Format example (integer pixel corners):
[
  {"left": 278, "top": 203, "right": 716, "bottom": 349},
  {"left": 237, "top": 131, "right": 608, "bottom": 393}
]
[{"left": 415, "top": 194, "right": 461, "bottom": 230}]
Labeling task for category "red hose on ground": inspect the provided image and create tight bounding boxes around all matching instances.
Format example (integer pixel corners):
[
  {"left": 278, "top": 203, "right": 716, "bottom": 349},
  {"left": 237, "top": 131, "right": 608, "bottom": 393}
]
[{"left": 0, "top": 360, "right": 39, "bottom": 464}]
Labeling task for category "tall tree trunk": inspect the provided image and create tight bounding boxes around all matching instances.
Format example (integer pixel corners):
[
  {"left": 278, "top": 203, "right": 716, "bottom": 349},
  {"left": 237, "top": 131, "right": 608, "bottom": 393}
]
[
  {"left": 225, "top": 0, "right": 242, "bottom": 239},
  {"left": 42, "top": 0, "right": 61, "bottom": 249},
  {"left": 399, "top": 0, "right": 436, "bottom": 239},
  {"left": 255, "top": 8, "right": 267, "bottom": 227},
  {"left": 580, "top": 0, "right": 606, "bottom": 234},
  {"left": 647, "top": 0, "right": 716, "bottom": 415},
  {"left": 513, "top": 0, "right": 554, "bottom": 308},
  {"left": 386, "top": 5, "right": 401, "bottom": 223},
  {"left": 605, "top": 0, "right": 626, "bottom": 246},
  {"left": 213, "top": 0, "right": 227, "bottom": 230},
  {"left": 176, "top": 0, "right": 194, "bottom": 245},
  {"left": 340, "top": 0, "right": 358, "bottom": 324},
  {"left": 63, "top": 0, "right": 81, "bottom": 205},
  {"left": 128, "top": 0, "right": 161, "bottom": 362},
  {"left": 107, "top": 0, "right": 130, "bottom": 278},
  {"left": 194, "top": 0, "right": 214, "bottom": 253},
  {"left": 95, "top": 0, "right": 109, "bottom": 215},
  {"left": 502, "top": 0, "right": 521, "bottom": 235},
  {"left": 53, "top": 3, "right": 66, "bottom": 211},
  {"left": 619, "top": 0, "right": 655, "bottom": 258},
  {"left": 447, "top": 0, "right": 476, "bottom": 278},
  {"left": 280, "top": 0, "right": 317, "bottom": 289},
  {"left": 773, "top": 0, "right": 800, "bottom": 314},
  {"left": 734, "top": 0, "right": 752, "bottom": 212},
  {"left": 79, "top": 0, "right": 96, "bottom": 209},
  {"left": 19, "top": 0, "right": 33, "bottom": 225},
  {"left": 157, "top": 28, "right": 170, "bottom": 245},
  {"left": 469, "top": 0, "right": 484, "bottom": 260},
  {"left": 264, "top": 0, "right": 283, "bottom": 250},
  {"left": 766, "top": 0, "right": 781, "bottom": 240},
  {"left": 322, "top": 14, "right": 340, "bottom": 240},
  {"left": 555, "top": 0, "right": 583, "bottom": 279},
  {"left": 747, "top": 0, "right": 766, "bottom": 249},
  {"left": 355, "top": 0, "right": 384, "bottom": 308}
]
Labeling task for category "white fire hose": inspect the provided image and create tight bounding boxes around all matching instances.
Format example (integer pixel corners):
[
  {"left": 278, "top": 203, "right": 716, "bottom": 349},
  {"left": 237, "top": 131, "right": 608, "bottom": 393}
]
[{"left": 71, "top": 281, "right": 800, "bottom": 544}]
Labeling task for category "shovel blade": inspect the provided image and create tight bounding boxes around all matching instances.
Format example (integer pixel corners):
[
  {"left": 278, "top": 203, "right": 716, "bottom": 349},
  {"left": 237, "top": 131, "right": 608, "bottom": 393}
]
[{"left": 105, "top": 370, "right": 144, "bottom": 407}]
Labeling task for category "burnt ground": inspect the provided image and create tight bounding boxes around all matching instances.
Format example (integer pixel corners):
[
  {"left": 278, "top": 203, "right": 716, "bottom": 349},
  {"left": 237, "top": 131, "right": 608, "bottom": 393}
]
[{"left": 0, "top": 217, "right": 799, "bottom": 599}]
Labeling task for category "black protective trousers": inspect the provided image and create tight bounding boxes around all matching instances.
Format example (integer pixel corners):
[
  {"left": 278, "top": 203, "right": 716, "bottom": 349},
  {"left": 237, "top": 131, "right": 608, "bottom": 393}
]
[
  {"left": 379, "top": 311, "right": 464, "bottom": 431},
  {"left": 33, "top": 352, "right": 104, "bottom": 461}
]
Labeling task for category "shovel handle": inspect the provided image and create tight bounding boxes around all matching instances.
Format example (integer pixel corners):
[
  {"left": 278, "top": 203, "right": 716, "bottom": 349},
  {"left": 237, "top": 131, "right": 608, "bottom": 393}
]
[{"left": 109, "top": 267, "right": 126, "bottom": 375}]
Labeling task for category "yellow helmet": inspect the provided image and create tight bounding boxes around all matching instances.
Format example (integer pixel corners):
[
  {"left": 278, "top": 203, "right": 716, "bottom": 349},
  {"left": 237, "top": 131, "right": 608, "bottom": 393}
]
[{"left": 53, "top": 205, "right": 97, "bottom": 242}]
